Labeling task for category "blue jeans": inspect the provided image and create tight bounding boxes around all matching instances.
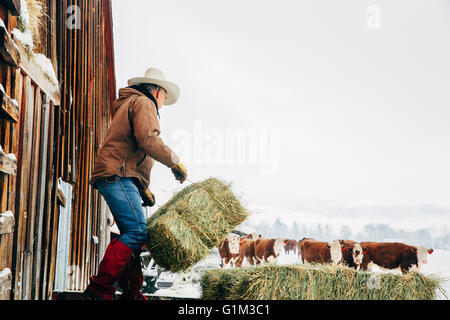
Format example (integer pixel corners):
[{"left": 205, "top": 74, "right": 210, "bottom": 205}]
[{"left": 96, "top": 176, "right": 149, "bottom": 252}]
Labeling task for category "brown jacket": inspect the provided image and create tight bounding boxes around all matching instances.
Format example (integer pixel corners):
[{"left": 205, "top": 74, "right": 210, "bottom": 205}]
[{"left": 89, "top": 88, "right": 180, "bottom": 190}]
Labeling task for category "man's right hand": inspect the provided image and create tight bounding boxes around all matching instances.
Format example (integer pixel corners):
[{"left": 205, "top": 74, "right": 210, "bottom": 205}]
[{"left": 171, "top": 162, "right": 188, "bottom": 184}]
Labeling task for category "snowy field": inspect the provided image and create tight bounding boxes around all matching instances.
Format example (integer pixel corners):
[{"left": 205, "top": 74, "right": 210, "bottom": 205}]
[
  {"left": 150, "top": 249, "right": 450, "bottom": 300},
  {"left": 420, "top": 249, "right": 450, "bottom": 300}
]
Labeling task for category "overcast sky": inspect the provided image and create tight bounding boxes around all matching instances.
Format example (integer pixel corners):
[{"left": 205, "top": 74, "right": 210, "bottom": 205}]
[{"left": 111, "top": 0, "right": 450, "bottom": 224}]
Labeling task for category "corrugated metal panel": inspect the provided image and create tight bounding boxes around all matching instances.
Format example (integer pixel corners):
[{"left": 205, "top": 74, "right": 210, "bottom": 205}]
[{"left": 54, "top": 179, "right": 73, "bottom": 292}]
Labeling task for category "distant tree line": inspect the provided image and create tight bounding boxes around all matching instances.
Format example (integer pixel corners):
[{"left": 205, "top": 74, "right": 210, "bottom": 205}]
[{"left": 247, "top": 219, "right": 450, "bottom": 250}]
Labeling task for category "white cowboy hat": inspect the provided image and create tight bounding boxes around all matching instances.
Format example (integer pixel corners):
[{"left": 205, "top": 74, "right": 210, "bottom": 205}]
[{"left": 127, "top": 68, "right": 180, "bottom": 105}]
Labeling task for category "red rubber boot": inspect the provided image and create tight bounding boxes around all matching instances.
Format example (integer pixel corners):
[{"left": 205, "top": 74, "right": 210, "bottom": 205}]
[
  {"left": 118, "top": 253, "right": 148, "bottom": 300},
  {"left": 81, "top": 239, "right": 134, "bottom": 300}
]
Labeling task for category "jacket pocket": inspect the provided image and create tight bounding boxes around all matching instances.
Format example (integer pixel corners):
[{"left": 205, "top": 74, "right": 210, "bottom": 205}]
[{"left": 136, "top": 154, "right": 152, "bottom": 175}]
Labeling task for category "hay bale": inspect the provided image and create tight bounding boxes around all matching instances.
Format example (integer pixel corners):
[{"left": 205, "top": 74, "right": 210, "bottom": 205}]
[
  {"left": 200, "top": 264, "right": 445, "bottom": 300},
  {"left": 146, "top": 178, "right": 249, "bottom": 273}
]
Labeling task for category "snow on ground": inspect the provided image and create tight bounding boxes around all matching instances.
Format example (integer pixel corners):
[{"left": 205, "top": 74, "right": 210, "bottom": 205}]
[
  {"left": 150, "top": 251, "right": 221, "bottom": 299},
  {"left": 420, "top": 249, "right": 450, "bottom": 300},
  {"left": 150, "top": 248, "right": 450, "bottom": 300}
]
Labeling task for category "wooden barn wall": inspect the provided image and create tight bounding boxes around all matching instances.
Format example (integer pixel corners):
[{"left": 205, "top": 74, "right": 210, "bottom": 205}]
[
  {"left": 55, "top": 0, "right": 116, "bottom": 293},
  {"left": 0, "top": 0, "right": 116, "bottom": 300}
]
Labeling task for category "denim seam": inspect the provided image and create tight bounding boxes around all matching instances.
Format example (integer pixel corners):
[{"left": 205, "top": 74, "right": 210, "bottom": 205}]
[{"left": 118, "top": 178, "right": 142, "bottom": 233}]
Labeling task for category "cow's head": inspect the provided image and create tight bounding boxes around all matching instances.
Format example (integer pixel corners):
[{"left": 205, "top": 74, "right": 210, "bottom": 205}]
[
  {"left": 328, "top": 240, "right": 343, "bottom": 265},
  {"left": 273, "top": 238, "right": 285, "bottom": 256},
  {"left": 352, "top": 243, "right": 364, "bottom": 265},
  {"left": 227, "top": 233, "right": 241, "bottom": 255},
  {"left": 416, "top": 246, "right": 433, "bottom": 268}
]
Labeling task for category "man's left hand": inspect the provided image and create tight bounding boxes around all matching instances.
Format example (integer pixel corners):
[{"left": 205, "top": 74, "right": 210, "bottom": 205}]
[{"left": 139, "top": 189, "right": 156, "bottom": 207}]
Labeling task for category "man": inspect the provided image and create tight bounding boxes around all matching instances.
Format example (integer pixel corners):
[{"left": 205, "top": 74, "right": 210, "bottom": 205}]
[{"left": 81, "top": 68, "right": 188, "bottom": 300}]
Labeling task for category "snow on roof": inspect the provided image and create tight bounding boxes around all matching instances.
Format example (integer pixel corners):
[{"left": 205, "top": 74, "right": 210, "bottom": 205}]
[
  {"left": 34, "top": 53, "right": 59, "bottom": 86},
  {"left": 12, "top": 30, "right": 60, "bottom": 87},
  {"left": 12, "top": 28, "right": 34, "bottom": 52}
]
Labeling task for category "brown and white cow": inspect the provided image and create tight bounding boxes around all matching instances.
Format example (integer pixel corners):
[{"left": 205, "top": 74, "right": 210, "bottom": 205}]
[
  {"left": 218, "top": 233, "right": 241, "bottom": 268},
  {"left": 360, "top": 242, "right": 434, "bottom": 274},
  {"left": 339, "top": 240, "right": 364, "bottom": 270},
  {"left": 236, "top": 237, "right": 287, "bottom": 267},
  {"left": 284, "top": 239, "right": 298, "bottom": 255},
  {"left": 298, "top": 238, "right": 343, "bottom": 265},
  {"left": 236, "top": 238, "right": 257, "bottom": 267},
  {"left": 254, "top": 238, "right": 287, "bottom": 265}
]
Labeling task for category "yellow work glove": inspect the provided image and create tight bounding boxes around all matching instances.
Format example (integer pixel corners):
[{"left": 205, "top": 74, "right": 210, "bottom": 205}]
[
  {"left": 139, "top": 189, "right": 156, "bottom": 207},
  {"left": 170, "top": 162, "right": 188, "bottom": 184}
]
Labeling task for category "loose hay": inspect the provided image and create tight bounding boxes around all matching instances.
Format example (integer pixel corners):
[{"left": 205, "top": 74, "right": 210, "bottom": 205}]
[
  {"left": 200, "top": 264, "right": 445, "bottom": 300},
  {"left": 146, "top": 178, "right": 249, "bottom": 273},
  {"left": 17, "top": 0, "right": 48, "bottom": 53}
]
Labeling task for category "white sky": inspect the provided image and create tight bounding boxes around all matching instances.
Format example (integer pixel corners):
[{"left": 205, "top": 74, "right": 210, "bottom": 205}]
[{"left": 111, "top": 0, "right": 450, "bottom": 224}]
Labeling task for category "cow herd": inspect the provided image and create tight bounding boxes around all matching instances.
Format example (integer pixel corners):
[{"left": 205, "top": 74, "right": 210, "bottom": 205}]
[{"left": 218, "top": 233, "right": 434, "bottom": 274}]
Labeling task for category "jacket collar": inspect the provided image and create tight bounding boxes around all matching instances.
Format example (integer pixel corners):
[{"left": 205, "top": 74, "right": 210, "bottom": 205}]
[{"left": 127, "top": 85, "right": 160, "bottom": 119}]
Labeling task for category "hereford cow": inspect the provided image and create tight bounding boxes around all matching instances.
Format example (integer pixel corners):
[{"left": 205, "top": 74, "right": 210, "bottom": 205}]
[
  {"left": 236, "top": 238, "right": 257, "bottom": 267},
  {"left": 360, "top": 242, "right": 434, "bottom": 274},
  {"left": 254, "top": 238, "right": 287, "bottom": 265},
  {"left": 218, "top": 233, "right": 241, "bottom": 268},
  {"left": 284, "top": 239, "right": 298, "bottom": 255},
  {"left": 298, "top": 238, "right": 343, "bottom": 265},
  {"left": 339, "top": 240, "right": 364, "bottom": 270}
]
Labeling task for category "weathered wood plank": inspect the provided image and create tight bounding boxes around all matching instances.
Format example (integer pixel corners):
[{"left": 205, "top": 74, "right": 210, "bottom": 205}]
[
  {"left": 18, "top": 78, "right": 35, "bottom": 300},
  {"left": 41, "top": 100, "right": 55, "bottom": 300},
  {"left": 32, "top": 92, "right": 49, "bottom": 300},
  {"left": 0, "top": 0, "right": 21, "bottom": 16},
  {"left": 12, "top": 73, "right": 30, "bottom": 300},
  {"left": 0, "top": 17, "right": 20, "bottom": 67},
  {"left": 0, "top": 82, "right": 19, "bottom": 122}
]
